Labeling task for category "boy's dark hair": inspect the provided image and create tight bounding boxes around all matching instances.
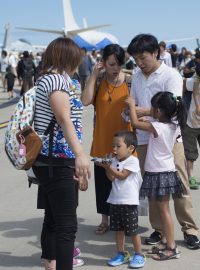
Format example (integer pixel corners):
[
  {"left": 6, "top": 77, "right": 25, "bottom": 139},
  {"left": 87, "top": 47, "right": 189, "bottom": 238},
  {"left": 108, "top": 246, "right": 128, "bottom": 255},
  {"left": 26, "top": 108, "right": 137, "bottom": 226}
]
[
  {"left": 114, "top": 131, "right": 137, "bottom": 148},
  {"left": 151, "top": 91, "right": 186, "bottom": 129},
  {"left": 127, "top": 34, "right": 160, "bottom": 59},
  {"left": 102, "top": 44, "right": 125, "bottom": 66}
]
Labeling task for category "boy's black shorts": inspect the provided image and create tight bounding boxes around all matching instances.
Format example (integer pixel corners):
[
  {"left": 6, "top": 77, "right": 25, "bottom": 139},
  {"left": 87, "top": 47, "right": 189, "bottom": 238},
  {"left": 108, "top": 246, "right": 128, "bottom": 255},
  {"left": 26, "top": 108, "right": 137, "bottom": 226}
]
[{"left": 110, "top": 204, "right": 138, "bottom": 236}]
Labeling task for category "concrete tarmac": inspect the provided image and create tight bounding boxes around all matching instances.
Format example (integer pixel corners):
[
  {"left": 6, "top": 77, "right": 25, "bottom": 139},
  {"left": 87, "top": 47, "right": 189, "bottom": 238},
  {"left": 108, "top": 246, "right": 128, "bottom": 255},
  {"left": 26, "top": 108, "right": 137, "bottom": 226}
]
[{"left": 0, "top": 86, "right": 200, "bottom": 270}]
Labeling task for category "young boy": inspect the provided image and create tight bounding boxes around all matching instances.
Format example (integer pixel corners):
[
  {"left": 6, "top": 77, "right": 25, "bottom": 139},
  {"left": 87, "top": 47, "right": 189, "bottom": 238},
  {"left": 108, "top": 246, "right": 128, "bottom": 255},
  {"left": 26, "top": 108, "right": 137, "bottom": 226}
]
[
  {"left": 97, "top": 131, "right": 145, "bottom": 268},
  {"left": 182, "top": 63, "right": 200, "bottom": 190}
]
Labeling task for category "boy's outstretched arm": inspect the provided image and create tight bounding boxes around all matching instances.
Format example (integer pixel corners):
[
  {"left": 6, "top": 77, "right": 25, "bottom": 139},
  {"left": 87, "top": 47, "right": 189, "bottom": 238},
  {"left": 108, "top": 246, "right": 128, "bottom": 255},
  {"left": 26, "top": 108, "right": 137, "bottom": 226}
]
[{"left": 97, "top": 162, "right": 131, "bottom": 181}]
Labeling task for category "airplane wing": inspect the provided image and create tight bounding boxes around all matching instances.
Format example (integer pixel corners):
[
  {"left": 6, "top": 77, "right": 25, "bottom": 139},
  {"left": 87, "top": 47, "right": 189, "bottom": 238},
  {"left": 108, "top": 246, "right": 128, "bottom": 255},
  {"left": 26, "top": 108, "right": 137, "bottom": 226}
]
[
  {"left": 16, "top": 27, "right": 64, "bottom": 35},
  {"left": 16, "top": 24, "right": 111, "bottom": 37}
]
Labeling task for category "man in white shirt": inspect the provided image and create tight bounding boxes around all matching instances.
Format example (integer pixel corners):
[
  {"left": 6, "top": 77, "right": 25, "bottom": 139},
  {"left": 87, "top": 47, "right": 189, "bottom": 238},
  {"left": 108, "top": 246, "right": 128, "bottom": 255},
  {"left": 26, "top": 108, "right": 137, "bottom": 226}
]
[
  {"left": 0, "top": 50, "right": 9, "bottom": 91},
  {"left": 127, "top": 33, "right": 200, "bottom": 250}
]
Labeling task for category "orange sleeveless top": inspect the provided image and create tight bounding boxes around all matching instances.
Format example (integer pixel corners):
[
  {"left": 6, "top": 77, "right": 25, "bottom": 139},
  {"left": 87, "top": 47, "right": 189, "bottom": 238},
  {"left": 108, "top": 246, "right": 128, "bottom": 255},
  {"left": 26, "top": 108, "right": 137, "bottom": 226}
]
[{"left": 90, "top": 78, "right": 133, "bottom": 157}]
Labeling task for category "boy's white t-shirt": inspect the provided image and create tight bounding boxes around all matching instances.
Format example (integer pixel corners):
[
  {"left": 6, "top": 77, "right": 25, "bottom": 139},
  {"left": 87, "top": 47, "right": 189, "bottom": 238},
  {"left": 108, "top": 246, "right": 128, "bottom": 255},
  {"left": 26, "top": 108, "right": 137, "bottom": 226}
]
[
  {"left": 107, "top": 155, "right": 143, "bottom": 205},
  {"left": 144, "top": 122, "right": 177, "bottom": 172}
]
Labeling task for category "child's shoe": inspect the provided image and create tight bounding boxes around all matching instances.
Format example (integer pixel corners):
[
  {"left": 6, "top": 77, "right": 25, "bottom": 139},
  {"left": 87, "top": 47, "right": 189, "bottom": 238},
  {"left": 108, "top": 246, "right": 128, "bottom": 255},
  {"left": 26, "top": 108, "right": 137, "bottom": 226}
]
[
  {"left": 107, "top": 251, "right": 130, "bottom": 266},
  {"left": 73, "top": 258, "right": 84, "bottom": 268},
  {"left": 129, "top": 253, "right": 146, "bottom": 269},
  {"left": 73, "top": 247, "right": 81, "bottom": 258},
  {"left": 189, "top": 176, "right": 199, "bottom": 190}
]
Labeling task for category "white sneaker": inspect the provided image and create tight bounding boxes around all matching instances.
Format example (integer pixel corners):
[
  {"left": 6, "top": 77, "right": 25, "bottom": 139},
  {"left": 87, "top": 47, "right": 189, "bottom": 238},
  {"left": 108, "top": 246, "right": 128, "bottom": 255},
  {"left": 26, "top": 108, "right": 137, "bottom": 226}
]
[{"left": 73, "top": 258, "right": 85, "bottom": 268}]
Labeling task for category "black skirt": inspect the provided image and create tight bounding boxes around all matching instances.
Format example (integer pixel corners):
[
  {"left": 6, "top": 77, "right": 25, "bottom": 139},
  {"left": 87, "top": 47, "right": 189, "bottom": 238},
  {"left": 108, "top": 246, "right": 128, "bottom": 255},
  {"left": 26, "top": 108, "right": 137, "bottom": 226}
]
[{"left": 140, "top": 171, "right": 185, "bottom": 201}]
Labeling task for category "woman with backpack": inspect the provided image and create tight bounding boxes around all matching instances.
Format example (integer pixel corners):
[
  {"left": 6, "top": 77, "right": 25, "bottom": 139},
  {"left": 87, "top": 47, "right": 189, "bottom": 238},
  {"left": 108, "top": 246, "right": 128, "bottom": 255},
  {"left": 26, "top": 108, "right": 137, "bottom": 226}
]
[
  {"left": 81, "top": 44, "right": 133, "bottom": 235},
  {"left": 32, "top": 37, "right": 90, "bottom": 270}
]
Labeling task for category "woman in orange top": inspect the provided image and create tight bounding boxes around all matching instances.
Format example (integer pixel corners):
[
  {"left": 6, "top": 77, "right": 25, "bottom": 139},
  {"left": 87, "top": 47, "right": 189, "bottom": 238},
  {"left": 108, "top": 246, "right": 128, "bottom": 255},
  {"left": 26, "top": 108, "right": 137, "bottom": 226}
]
[{"left": 81, "top": 44, "right": 133, "bottom": 234}]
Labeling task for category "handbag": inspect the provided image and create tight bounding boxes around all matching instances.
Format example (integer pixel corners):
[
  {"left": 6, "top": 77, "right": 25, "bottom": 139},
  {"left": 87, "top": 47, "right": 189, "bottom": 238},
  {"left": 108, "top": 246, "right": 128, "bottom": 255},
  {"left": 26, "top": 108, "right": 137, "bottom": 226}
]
[{"left": 16, "top": 126, "right": 42, "bottom": 170}]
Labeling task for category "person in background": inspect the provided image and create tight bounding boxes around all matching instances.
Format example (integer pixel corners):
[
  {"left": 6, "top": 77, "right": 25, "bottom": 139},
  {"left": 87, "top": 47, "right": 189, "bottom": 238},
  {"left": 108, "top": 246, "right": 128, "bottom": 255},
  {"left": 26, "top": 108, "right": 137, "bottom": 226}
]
[
  {"left": 81, "top": 44, "right": 133, "bottom": 235},
  {"left": 159, "top": 41, "right": 172, "bottom": 67},
  {"left": 127, "top": 33, "right": 200, "bottom": 250},
  {"left": 8, "top": 52, "right": 18, "bottom": 77},
  {"left": 169, "top": 44, "right": 179, "bottom": 68},
  {"left": 122, "top": 51, "right": 136, "bottom": 75},
  {"left": 178, "top": 47, "right": 187, "bottom": 72},
  {"left": 5, "top": 65, "right": 16, "bottom": 99},
  {"left": 0, "top": 50, "right": 9, "bottom": 91},
  {"left": 32, "top": 37, "right": 90, "bottom": 270},
  {"left": 17, "top": 50, "right": 36, "bottom": 95},
  {"left": 78, "top": 47, "right": 93, "bottom": 91},
  {"left": 182, "top": 62, "right": 200, "bottom": 190},
  {"left": 183, "top": 50, "right": 200, "bottom": 78}
]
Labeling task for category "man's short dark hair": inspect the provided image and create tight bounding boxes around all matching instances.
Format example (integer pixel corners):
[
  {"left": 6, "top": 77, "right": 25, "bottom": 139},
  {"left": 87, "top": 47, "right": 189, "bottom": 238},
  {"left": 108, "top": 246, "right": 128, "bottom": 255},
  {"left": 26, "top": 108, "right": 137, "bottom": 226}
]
[{"left": 127, "top": 34, "right": 160, "bottom": 59}]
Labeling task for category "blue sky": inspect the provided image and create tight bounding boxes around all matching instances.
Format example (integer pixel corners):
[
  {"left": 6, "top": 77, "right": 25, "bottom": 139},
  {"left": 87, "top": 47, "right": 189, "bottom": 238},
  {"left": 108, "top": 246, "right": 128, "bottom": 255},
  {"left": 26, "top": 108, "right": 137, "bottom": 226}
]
[{"left": 0, "top": 0, "right": 200, "bottom": 51}]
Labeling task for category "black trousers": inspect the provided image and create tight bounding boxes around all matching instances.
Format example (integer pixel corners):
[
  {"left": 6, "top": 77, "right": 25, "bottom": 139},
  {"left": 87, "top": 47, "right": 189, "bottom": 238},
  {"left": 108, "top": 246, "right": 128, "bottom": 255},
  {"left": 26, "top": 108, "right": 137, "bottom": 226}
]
[
  {"left": 94, "top": 164, "right": 112, "bottom": 216},
  {"left": 33, "top": 163, "right": 77, "bottom": 270}
]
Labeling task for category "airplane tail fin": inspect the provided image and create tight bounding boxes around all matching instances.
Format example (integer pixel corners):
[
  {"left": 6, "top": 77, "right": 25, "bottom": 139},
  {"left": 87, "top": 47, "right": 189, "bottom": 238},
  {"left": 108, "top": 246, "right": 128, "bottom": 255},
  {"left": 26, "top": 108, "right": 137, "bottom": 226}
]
[{"left": 63, "top": 0, "right": 79, "bottom": 30}]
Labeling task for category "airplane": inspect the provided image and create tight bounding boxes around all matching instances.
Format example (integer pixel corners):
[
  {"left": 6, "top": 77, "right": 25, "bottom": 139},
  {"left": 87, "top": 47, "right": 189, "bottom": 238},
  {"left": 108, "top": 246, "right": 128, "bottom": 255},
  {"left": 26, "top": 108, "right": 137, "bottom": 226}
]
[{"left": 16, "top": 0, "right": 119, "bottom": 46}]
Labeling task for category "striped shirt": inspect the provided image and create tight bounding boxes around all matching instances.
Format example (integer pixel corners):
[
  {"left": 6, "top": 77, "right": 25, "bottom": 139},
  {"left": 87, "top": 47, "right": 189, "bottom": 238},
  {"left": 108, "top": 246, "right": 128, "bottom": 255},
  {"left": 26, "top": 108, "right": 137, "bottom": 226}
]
[{"left": 34, "top": 73, "right": 83, "bottom": 158}]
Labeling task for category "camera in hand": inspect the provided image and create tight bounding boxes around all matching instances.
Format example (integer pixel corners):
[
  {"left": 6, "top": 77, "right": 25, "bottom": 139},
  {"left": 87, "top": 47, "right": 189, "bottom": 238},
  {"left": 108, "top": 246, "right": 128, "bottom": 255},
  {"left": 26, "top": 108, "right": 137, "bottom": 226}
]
[{"left": 91, "top": 157, "right": 112, "bottom": 163}]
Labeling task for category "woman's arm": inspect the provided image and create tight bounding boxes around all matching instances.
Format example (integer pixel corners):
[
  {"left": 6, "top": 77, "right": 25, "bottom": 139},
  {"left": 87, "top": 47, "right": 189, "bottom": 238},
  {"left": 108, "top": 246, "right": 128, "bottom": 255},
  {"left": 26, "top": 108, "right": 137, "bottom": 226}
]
[
  {"left": 49, "top": 91, "right": 91, "bottom": 179},
  {"left": 126, "top": 96, "right": 157, "bottom": 136},
  {"left": 81, "top": 61, "right": 104, "bottom": 105}
]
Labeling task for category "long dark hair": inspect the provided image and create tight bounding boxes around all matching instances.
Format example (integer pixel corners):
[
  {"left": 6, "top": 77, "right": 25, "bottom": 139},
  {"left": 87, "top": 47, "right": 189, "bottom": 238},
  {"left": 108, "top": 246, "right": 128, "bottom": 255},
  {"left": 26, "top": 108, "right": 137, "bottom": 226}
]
[{"left": 151, "top": 91, "right": 186, "bottom": 129}]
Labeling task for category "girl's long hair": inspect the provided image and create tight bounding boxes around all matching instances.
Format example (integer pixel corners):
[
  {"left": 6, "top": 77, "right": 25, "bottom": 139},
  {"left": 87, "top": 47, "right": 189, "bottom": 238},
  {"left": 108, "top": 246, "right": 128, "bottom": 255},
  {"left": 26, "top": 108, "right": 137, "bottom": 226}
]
[{"left": 151, "top": 91, "right": 186, "bottom": 129}]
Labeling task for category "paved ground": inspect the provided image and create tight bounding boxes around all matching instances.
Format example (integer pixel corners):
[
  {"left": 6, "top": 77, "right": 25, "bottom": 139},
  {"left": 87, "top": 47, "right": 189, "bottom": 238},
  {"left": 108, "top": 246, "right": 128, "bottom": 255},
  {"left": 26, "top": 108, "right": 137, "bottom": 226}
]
[{"left": 0, "top": 85, "right": 200, "bottom": 270}]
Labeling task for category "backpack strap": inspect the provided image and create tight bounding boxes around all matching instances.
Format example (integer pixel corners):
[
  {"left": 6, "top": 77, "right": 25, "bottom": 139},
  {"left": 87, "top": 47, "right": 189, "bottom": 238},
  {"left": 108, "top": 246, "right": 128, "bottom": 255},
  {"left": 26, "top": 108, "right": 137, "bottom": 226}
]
[{"left": 45, "top": 117, "right": 56, "bottom": 179}]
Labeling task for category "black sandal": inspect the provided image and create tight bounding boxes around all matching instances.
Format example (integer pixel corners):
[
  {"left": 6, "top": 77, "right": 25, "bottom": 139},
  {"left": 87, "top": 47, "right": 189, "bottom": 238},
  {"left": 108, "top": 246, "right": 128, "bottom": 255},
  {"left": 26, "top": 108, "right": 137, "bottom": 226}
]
[
  {"left": 147, "top": 241, "right": 167, "bottom": 254},
  {"left": 153, "top": 246, "right": 181, "bottom": 261}
]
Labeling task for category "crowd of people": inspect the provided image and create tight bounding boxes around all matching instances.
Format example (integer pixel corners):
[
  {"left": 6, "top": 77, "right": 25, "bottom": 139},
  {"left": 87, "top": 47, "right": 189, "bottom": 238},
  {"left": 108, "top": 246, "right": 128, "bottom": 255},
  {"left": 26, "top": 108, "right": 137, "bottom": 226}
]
[{"left": 1, "top": 34, "right": 200, "bottom": 270}]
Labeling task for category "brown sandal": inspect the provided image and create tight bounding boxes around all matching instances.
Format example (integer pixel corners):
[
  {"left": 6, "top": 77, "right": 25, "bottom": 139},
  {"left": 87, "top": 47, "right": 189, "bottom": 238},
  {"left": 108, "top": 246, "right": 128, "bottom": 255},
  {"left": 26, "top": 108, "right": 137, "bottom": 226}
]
[{"left": 95, "top": 223, "right": 109, "bottom": 235}]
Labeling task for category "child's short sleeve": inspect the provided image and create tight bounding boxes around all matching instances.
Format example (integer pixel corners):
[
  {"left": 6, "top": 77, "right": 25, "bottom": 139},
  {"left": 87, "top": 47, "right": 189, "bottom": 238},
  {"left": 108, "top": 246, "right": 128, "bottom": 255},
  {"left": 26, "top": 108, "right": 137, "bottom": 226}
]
[
  {"left": 123, "top": 156, "right": 141, "bottom": 173},
  {"left": 151, "top": 121, "right": 162, "bottom": 136}
]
